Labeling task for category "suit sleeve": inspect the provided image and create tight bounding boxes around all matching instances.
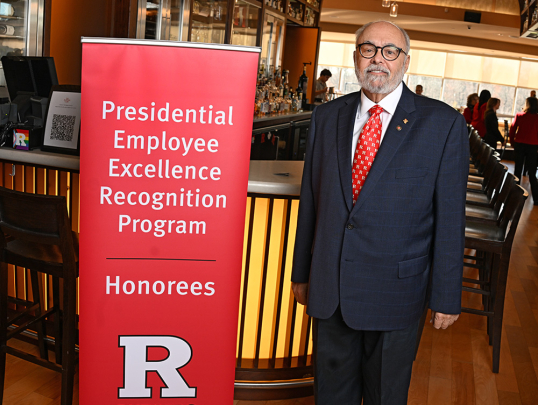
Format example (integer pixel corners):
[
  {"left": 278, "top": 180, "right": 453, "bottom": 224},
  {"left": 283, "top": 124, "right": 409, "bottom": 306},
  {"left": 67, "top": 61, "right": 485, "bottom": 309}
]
[
  {"left": 429, "top": 113, "right": 469, "bottom": 314},
  {"left": 291, "top": 108, "right": 318, "bottom": 283}
]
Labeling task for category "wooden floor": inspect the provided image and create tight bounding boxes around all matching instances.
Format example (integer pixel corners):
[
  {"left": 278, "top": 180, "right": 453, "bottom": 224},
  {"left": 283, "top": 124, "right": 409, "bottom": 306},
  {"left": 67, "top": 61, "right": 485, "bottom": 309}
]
[{"left": 3, "top": 165, "right": 538, "bottom": 405}]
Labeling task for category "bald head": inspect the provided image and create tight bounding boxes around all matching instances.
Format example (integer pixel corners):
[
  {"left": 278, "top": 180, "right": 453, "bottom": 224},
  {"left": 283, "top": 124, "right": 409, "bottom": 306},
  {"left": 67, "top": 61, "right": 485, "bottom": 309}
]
[{"left": 355, "top": 21, "right": 410, "bottom": 53}]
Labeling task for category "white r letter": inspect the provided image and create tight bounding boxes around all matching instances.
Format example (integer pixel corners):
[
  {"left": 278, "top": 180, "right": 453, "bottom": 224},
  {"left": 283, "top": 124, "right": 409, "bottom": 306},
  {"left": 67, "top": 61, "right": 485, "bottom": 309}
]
[{"left": 118, "top": 335, "right": 196, "bottom": 398}]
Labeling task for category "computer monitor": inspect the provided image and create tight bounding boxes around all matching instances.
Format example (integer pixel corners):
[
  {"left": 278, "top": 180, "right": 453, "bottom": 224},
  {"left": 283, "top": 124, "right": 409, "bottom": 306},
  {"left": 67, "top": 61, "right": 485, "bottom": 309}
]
[
  {"left": 1, "top": 56, "right": 59, "bottom": 101},
  {"left": 1, "top": 56, "right": 59, "bottom": 124}
]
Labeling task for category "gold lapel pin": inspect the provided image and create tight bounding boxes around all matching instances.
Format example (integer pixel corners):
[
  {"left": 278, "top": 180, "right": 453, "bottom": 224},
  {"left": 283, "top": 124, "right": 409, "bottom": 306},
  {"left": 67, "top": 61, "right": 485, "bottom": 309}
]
[
  {"left": 396, "top": 125, "right": 402, "bottom": 131},
  {"left": 403, "top": 119, "right": 408, "bottom": 124}
]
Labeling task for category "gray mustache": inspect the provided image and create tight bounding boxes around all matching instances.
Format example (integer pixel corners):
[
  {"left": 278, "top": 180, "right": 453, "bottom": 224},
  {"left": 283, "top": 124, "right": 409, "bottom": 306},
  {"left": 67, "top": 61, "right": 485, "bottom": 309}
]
[{"left": 365, "top": 66, "right": 390, "bottom": 74}]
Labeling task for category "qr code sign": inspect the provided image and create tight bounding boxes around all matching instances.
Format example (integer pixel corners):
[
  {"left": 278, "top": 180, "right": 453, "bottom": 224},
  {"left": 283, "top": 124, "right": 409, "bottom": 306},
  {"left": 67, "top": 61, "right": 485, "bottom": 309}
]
[{"left": 50, "top": 114, "right": 76, "bottom": 142}]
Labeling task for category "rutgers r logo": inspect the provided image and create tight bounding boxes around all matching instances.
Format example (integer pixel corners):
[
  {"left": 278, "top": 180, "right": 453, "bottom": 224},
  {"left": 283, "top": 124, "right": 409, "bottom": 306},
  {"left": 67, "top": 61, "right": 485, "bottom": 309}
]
[{"left": 118, "top": 335, "right": 197, "bottom": 398}]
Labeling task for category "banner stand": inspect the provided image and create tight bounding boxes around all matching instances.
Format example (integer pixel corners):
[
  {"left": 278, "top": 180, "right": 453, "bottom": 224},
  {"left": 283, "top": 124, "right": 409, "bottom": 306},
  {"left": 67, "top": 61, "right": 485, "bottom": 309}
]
[{"left": 80, "top": 38, "right": 260, "bottom": 404}]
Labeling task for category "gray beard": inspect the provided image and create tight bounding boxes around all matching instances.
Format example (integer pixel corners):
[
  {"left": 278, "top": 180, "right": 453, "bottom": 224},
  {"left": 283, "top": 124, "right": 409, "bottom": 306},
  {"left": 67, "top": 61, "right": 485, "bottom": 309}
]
[{"left": 355, "top": 64, "right": 406, "bottom": 95}]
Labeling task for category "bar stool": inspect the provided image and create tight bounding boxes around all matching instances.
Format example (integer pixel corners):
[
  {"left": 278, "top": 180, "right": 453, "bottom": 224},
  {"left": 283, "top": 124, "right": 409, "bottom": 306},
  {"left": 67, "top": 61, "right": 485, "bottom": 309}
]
[
  {"left": 463, "top": 183, "right": 527, "bottom": 372},
  {"left": 0, "top": 187, "right": 78, "bottom": 405}
]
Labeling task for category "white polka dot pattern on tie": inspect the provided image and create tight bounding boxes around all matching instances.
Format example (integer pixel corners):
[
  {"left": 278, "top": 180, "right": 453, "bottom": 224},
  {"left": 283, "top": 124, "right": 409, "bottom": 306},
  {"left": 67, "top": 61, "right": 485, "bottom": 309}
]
[{"left": 352, "top": 105, "right": 384, "bottom": 204}]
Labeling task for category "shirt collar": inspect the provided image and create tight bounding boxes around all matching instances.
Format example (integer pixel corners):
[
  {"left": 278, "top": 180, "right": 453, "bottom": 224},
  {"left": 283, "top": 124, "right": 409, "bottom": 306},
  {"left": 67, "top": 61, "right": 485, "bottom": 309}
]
[{"left": 358, "top": 82, "right": 403, "bottom": 119}]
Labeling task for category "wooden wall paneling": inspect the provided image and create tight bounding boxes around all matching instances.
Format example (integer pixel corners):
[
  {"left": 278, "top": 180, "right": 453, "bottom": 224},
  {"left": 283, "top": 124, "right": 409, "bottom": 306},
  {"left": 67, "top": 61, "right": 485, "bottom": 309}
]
[
  {"left": 2, "top": 164, "right": 12, "bottom": 191},
  {"left": 13, "top": 164, "right": 24, "bottom": 192},
  {"left": 311, "top": 26, "right": 321, "bottom": 102},
  {"left": 48, "top": 0, "right": 111, "bottom": 85},
  {"left": 297, "top": 304, "right": 310, "bottom": 365},
  {"left": 284, "top": 294, "right": 298, "bottom": 367},
  {"left": 254, "top": 198, "right": 274, "bottom": 368},
  {"left": 71, "top": 173, "right": 80, "bottom": 232},
  {"left": 23, "top": 166, "right": 35, "bottom": 194},
  {"left": 256, "top": 4, "right": 263, "bottom": 47},
  {"left": 36, "top": 168, "right": 45, "bottom": 195},
  {"left": 43, "top": 0, "right": 52, "bottom": 56},
  {"left": 108, "top": 0, "right": 138, "bottom": 38},
  {"left": 282, "top": 26, "right": 320, "bottom": 103},
  {"left": 237, "top": 196, "right": 257, "bottom": 367},
  {"left": 225, "top": 0, "right": 235, "bottom": 45},
  {"left": 269, "top": 198, "right": 291, "bottom": 367},
  {"left": 46, "top": 170, "right": 57, "bottom": 196}
]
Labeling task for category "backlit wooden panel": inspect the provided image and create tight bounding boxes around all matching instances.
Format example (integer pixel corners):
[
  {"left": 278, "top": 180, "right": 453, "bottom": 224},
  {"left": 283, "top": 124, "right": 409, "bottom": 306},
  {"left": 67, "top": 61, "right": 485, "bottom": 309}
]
[
  {"left": 0, "top": 159, "right": 313, "bottom": 385},
  {"left": 236, "top": 195, "right": 313, "bottom": 373}
]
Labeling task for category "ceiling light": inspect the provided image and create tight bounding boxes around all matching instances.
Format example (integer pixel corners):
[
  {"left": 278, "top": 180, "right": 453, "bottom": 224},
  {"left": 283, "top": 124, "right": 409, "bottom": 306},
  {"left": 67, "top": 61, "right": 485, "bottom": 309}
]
[{"left": 390, "top": 3, "right": 398, "bottom": 17}]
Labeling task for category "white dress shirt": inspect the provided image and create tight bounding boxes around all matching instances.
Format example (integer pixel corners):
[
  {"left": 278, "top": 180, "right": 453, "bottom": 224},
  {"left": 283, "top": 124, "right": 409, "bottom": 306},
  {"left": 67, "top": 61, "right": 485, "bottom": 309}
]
[{"left": 351, "top": 82, "right": 404, "bottom": 163}]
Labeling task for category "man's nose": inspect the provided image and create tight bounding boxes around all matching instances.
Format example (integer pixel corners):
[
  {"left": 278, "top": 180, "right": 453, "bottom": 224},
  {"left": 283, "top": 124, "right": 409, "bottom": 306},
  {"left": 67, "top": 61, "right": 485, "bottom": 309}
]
[{"left": 372, "top": 49, "right": 385, "bottom": 64}]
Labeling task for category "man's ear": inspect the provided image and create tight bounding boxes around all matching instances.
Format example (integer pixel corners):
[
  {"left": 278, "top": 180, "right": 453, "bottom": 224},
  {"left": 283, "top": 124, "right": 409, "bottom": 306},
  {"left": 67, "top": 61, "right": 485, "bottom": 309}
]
[{"left": 404, "top": 54, "right": 410, "bottom": 74}]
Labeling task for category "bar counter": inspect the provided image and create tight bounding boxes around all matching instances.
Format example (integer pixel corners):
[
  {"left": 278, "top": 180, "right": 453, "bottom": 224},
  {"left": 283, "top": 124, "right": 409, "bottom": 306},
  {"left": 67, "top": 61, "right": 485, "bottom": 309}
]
[
  {"left": 253, "top": 111, "right": 312, "bottom": 130},
  {"left": 0, "top": 145, "right": 313, "bottom": 401}
]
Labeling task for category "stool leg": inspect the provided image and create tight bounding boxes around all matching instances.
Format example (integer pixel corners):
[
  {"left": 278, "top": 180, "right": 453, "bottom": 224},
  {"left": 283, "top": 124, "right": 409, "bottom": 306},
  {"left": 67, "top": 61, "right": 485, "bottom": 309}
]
[
  {"left": 491, "top": 255, "right": 509, "bottom": 373},
  {"left": 30, "top": 270, "right": 48, "bottom": 360},
  {"left": 53, "top": 277, "right": 62, "bottom": 365},
  {"left": 0, "top": 262, "right": 9, "bottom": 403},
  {"left": 60, "top": 274, "right": 76, "bottom": 405},
  {"left": 485, "top": 252, "right": 494, "bottom": 344}
]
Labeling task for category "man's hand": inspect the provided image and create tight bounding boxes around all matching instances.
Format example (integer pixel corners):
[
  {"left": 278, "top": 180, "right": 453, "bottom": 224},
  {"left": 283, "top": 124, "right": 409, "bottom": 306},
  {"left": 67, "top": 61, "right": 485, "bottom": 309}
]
[
  {"left": 430, "top": 311, "right": 459, "bottom": 329},
  {"left": 292, "top": 282, "right": 308, "bottom": 305}
]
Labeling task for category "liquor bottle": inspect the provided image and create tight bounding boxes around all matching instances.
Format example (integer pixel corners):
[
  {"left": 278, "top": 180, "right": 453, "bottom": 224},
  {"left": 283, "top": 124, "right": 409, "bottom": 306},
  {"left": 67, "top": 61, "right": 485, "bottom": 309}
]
[
  {"left": 283, "top": 69, "right": 289, "bottom": 86},
  {"left": 275, "top": 66, "right": 281, "bottom": 86},
  {"left": 262, "top": 98, "right": 270, "bottom": 115},
  {"left": 297, "top": 62, "right": 311, "bottom": 103},
  {"left": 291, "top": 94, "right": 298, "bottom": 112}
]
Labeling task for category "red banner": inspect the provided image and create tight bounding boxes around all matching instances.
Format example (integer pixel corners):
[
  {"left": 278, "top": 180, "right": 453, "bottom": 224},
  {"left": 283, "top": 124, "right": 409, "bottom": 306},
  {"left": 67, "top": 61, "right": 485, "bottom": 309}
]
[{"left": 79, "top": 39, "right": 259, "bottom": 404}]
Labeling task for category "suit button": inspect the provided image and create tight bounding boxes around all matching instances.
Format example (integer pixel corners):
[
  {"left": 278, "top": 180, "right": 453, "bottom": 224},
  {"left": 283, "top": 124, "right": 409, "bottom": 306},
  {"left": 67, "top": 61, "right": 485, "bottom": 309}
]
[{"left": 347, "top": 224, "right": 354, "bottom": 230}]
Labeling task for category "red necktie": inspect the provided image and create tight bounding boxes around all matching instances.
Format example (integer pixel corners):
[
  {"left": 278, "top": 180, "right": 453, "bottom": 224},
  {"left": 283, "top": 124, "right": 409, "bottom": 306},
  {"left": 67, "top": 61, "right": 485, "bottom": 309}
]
[{"left": 352, "top": 105, "right": 384, "bottom": 204}]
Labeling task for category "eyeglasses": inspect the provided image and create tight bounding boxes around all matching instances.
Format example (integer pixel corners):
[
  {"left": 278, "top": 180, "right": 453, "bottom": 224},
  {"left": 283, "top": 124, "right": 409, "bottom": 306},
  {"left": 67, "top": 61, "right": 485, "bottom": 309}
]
[{"left": 356, "top": 43, "right": 407, "bottom": 61}]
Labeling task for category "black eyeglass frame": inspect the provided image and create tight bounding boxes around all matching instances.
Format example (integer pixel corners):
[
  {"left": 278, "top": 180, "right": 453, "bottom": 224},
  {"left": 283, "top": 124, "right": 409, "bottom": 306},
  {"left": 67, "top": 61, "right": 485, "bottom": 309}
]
[{"left": 356, "top": 43, "right": 408, "bottom": 61}]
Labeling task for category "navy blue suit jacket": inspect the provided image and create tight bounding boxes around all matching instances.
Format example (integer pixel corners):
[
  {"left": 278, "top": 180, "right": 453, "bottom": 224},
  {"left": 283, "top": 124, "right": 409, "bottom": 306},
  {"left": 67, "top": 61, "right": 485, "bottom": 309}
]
[{"left": 291, "top": 84, "right": 469, "bottom": 331}]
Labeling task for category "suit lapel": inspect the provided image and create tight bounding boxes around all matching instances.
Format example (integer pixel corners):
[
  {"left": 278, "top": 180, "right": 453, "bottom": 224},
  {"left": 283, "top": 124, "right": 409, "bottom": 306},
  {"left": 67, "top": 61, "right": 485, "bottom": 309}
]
[
  {"left": 336, "top": 92, "right": 361, "bottom": 212},
  {"left": 352, "top": 85, "right": 417, "bottom": 213}
]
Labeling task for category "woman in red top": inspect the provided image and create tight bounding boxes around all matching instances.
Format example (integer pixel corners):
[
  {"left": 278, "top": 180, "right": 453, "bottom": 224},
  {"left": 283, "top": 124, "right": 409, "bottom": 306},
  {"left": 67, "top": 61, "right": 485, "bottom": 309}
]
[
  {"left": 463, "top": 93, "right": 478, "bottom": 125},
  {"left": 510, "top": 96, "right": 538, "bottom": 204},
  {"left": 471, "top": 90, "right": 491, "bottom": 137}
]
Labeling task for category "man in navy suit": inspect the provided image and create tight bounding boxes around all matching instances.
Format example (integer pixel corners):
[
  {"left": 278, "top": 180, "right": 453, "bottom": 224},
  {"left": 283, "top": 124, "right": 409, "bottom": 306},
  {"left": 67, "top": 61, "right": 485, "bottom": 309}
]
[{"left": 291, "top": 21, "right": 468, "bottom": 404}]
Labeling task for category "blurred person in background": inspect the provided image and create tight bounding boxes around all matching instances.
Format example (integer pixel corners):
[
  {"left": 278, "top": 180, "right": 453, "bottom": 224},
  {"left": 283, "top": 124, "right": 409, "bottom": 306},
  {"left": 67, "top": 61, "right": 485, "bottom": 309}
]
[
  {"left": 415, "top": 84, "right": 423, "bottom": 95},
  {"left": 463, "top": 93, "right": 478, "bottom": 125},
  {"left": 314, "top": 69, "right": 332, "bottom": 102},
  {"left": 510, "top": 97, "right": 538, "bottom": 205},
  {"left": 471, "top": 90, "right": 491, "bottom": 137},
  {"left": 483, "top": 98, "right": 504, "bottom": 149}
]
